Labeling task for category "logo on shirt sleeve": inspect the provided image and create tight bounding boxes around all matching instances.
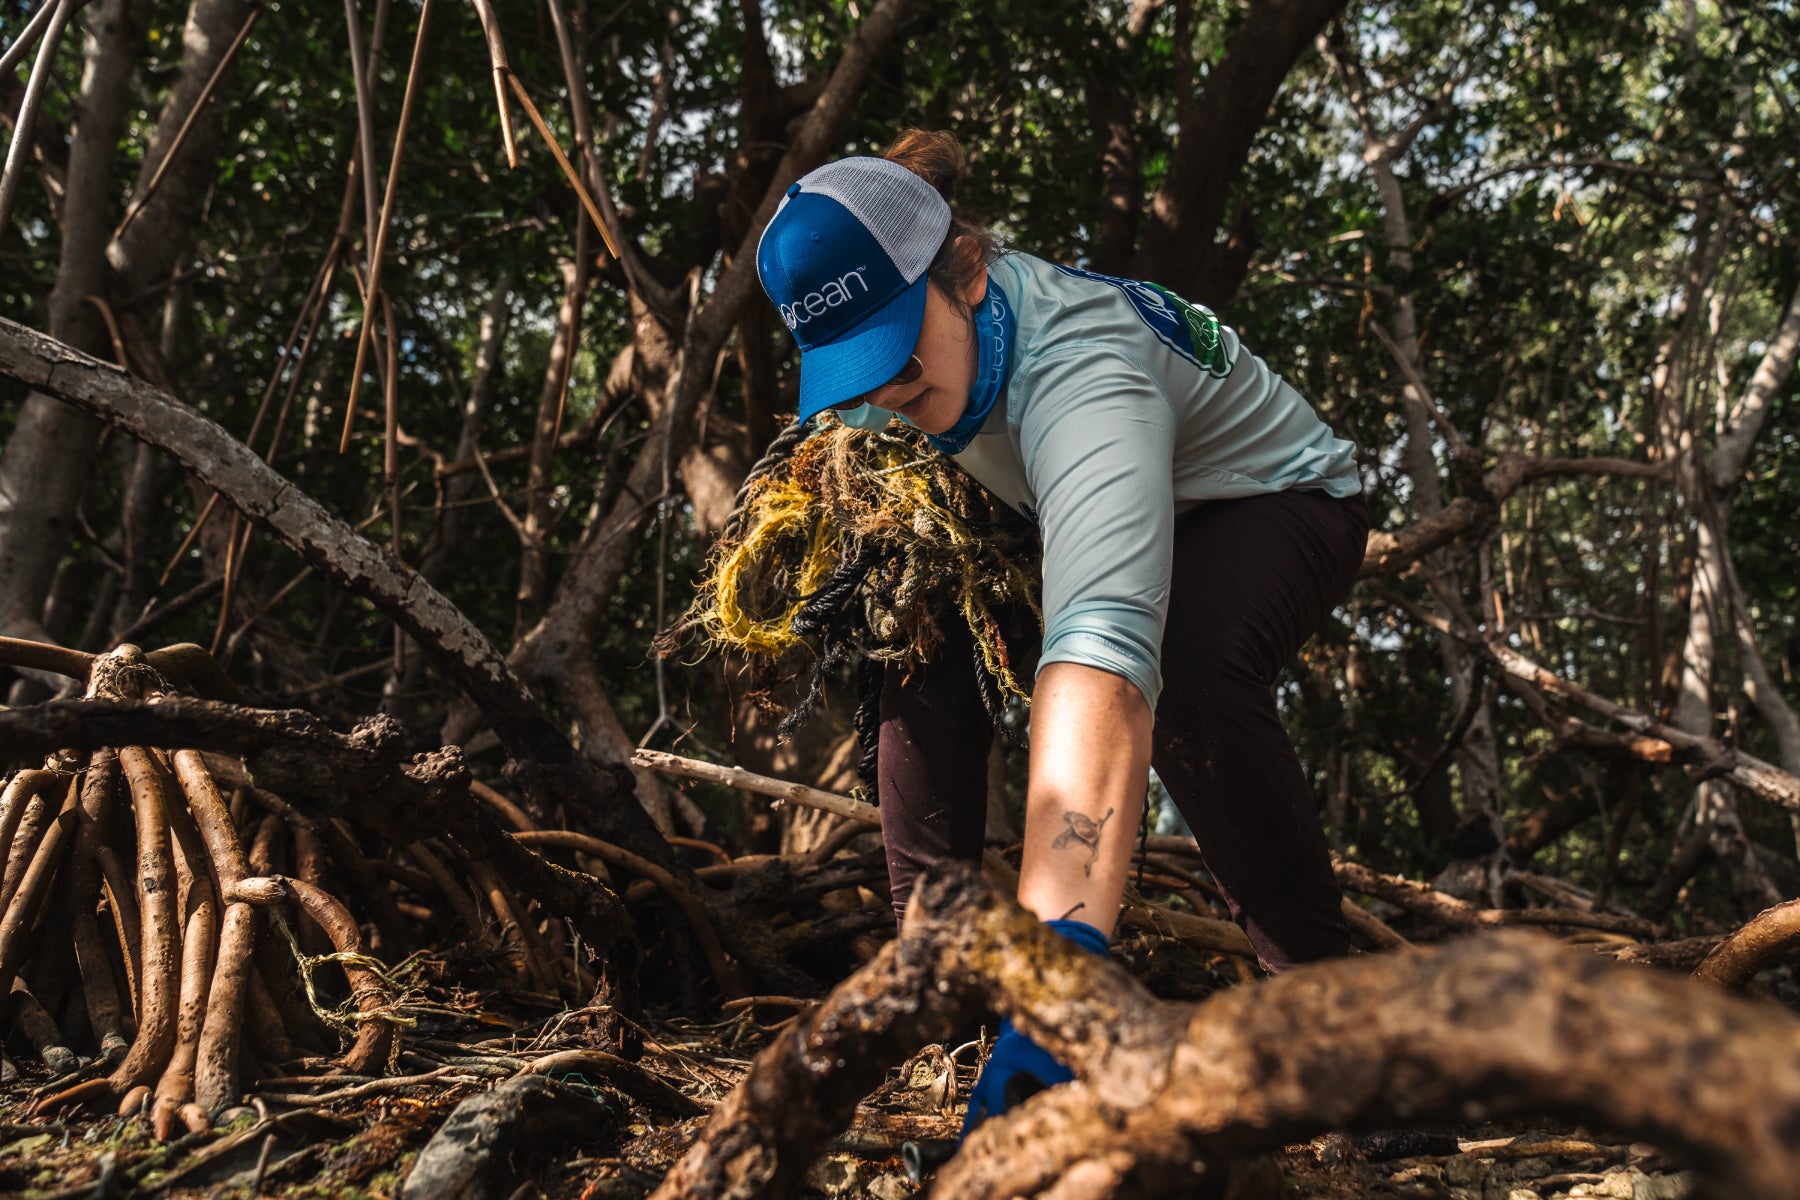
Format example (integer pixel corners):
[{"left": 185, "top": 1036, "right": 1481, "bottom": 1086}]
[{"left": 1052, "top": 265, "right": 1235, "bottom": 379}]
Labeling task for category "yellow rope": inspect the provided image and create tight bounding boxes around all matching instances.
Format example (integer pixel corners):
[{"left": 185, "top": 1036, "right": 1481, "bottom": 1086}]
[
  {"left": 687, "top": 418, "right": 1041, "bottom": 702},
  {"left": 274, "top": 911, "right": 418, "bottom": 1039}
]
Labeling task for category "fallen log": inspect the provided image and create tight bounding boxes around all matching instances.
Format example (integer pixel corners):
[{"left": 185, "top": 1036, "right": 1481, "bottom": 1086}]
[{"left": 648, "top": 861, "right": 1800, "bottom": 1200}]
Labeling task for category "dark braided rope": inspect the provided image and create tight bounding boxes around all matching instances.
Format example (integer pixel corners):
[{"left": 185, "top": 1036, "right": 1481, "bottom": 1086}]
[
  {"left": 972, "top": 635, "right": 1025, "bottom": 749},
  {"left": 777, "top": 543, "right": 882, "bottom": 739},
  {"left": 853, "top": 655, "right": 884, "bottom": 788},
  {"left": 779, "top": 638, "right": 851, "bottom": 738},
  {"left": 714, "top": 417, "right": 1041, "bottom": 756},
  {"left": 720, "top": 415, "right": 811, "bottom": 547},
  {"left": 789, "top": 542, "right": 881, "bottom": 637}
]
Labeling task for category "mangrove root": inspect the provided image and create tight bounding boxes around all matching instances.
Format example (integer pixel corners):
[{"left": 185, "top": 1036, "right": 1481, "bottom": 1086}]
[
  {"left": 651, "top": 860, "right": 1800, "bottom": 1200},
  {"left": 4, "top": 646, "right": 404, "bottom": 1135}
]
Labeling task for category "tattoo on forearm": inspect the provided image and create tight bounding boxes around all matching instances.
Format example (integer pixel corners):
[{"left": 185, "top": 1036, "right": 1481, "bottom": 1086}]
[{"left": 1051, "top": 807, "right": 1114, "bottom": 877}]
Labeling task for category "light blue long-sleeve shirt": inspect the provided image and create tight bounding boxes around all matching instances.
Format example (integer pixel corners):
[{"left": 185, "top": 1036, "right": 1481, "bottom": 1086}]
[{"left": 947, "top": 251, "right": 1361, "bottom": 710}]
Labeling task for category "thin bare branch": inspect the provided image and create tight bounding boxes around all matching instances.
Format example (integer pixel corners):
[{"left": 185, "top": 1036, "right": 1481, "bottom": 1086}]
[
  {"left": 0, "top": 0, "right": 69, "bottom": 79},
  {"left": 466, "top": 0, "right": 517, "bottom": 167},
  {"left": 632, "top": 748, "right": 880, "bottom": 825},
  {"left": 341, "top": 0, "right": 382, "bottom": 261},
  {"left": 111, "top": 4, "right": 259, "bottom": 242},
  {"left": 1369, "top": 322, "right": 1475, "bottom": 466},
  {"left": 339, "top": 0, "right": 438, "bottom": 454},
  {"left": 503, "top": 71, "right": 621, "bottom": 261},
  {"left": 1360, "top": 453, "right": 1673, "bottom": 577},
  {"left": 0, "top": 0, "right": 79, "bottom": 237}
]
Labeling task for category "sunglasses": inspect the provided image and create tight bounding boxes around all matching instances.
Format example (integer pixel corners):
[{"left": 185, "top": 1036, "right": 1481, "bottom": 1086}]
[{"left": 832, "top": 355, "right": 923, "bottom": 410}]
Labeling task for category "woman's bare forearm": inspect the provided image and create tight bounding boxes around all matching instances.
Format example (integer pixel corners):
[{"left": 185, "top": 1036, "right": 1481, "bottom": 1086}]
[{"left": 1016, "top": 662, "right": 1154, "bottom": 936}]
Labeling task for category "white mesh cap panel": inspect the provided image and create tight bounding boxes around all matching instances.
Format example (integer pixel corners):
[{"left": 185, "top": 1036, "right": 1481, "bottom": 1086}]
[{"left": 798, "top": 158, "right": 951, "bottom": 283}]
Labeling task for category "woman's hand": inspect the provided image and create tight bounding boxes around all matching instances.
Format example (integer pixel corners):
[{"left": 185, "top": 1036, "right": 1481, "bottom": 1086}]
[{"left": 1016, "top": 662, "right": 1154, "bottom": 936}]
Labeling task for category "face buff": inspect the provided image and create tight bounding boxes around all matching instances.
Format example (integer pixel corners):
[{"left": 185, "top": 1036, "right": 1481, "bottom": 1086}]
[{"left": 925, "top": 274, "right": 1015, "bottom": 456}]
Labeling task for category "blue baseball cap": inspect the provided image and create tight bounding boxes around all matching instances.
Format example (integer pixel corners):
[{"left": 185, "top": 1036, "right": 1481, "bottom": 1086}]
[{"left": 756, "top": 158, "right": 951, "bottom": 420}]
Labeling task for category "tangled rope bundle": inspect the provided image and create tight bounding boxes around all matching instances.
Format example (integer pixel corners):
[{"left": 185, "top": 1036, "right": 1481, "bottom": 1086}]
[{"left": 670, "top": 416, "right": 1042, "bottom": 781}]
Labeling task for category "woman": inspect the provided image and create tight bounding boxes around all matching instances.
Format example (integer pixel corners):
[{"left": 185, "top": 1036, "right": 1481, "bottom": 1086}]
[{"left": 754, "top": 131, "right": 1367, "bottom": 1132}]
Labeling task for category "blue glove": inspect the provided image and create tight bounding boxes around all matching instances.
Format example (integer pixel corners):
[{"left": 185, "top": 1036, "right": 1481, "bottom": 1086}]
[{"left": 959, "top": 918, "right": 1109, "bottom": 1140}]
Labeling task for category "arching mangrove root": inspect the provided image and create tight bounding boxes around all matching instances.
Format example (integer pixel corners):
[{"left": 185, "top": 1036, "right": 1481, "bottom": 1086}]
[
  {"left": 7, "top": 980, "right": 76, "bottom": 1074},
  {"left": 650, "top": 861, "right": 1800, "bottom": 1200},
  {"left": 173, "top": 750, "right": 259, "bottom": 1115},
  {"left": 149, "top": 776, "right": 219, "bottom": 1141},
  {"left": 277, "top": 877, "right": 402, "bottom": 1075},
  {"left": 109, "top": 745, "right": 181, "bottom": 1098},
  {"left": 0, "top": 644, "right": 418, "bottom": 1134},
  {"left": 69, "top": 749, "right": 130, "bottom": 1062},
  {"left": 0, "top": 774, "right": 79, "bottom": 1000},
  {"left": 1692, "top": 896, "right": 1800, "bottom": 992}
]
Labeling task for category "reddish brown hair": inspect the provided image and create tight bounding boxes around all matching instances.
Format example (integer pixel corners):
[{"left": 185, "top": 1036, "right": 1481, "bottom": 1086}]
[{"left": 883, "top": 129, "right": 999, "bottom": 303}]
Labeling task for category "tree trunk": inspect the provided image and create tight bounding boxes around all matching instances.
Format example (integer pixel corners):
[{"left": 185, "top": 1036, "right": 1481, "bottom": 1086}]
[
  {"left": 0, "top": 0, "right": 251, "bottom": 685},
  {"left": 1131, "top": 0, "right": 1349, "bottom": 303},
  {"left": 1325, "top": 35, "right": 1506, "bottom": 901},
  {"left": 1654, "top": 243, "right": 1800, "bottom": 917},
  {"left": 0, "top": 0, "right": 146, "bottom": 669}
]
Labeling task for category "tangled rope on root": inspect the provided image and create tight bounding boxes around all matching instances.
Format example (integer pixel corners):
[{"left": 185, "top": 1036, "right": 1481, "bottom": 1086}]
[{"left": 5, "top": 647, "right": 409, "bottom": 1135}]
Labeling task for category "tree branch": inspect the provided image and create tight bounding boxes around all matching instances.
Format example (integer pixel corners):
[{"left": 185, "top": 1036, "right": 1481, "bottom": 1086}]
[
  {"left": 0, "top": 318, "right": 571, "bottom": 768},
  {"left": 1332, "top": 859, "right": 1661, "bottom": 939},
  {"left": 1392, "top": 593, "right": 1800, "bottom": 812},
  {"left": 1360, "top": 452, "right": 1674, "bottom": 578},
  {"left": 1133, "top": 0, "right": 1351, "bottom": 300},
  {"left": 1709, "top": 270, "right": 1800, "bottom": 492}
]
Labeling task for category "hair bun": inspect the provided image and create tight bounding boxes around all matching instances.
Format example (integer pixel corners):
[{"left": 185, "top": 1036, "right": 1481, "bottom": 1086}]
[{"left": 882, "top": 129, "right": 964, "bottom": 204}]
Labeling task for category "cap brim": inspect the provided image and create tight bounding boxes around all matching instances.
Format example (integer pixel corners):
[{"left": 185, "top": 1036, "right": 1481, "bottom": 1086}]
[{"left": 795, "top": 275, "right": 929, "bottom": 421}]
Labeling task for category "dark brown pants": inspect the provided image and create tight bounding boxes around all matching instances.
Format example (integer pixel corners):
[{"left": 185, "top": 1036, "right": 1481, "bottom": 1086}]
[{"left": 878, "top": 488, "right": 1368, "bottom": 973}]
